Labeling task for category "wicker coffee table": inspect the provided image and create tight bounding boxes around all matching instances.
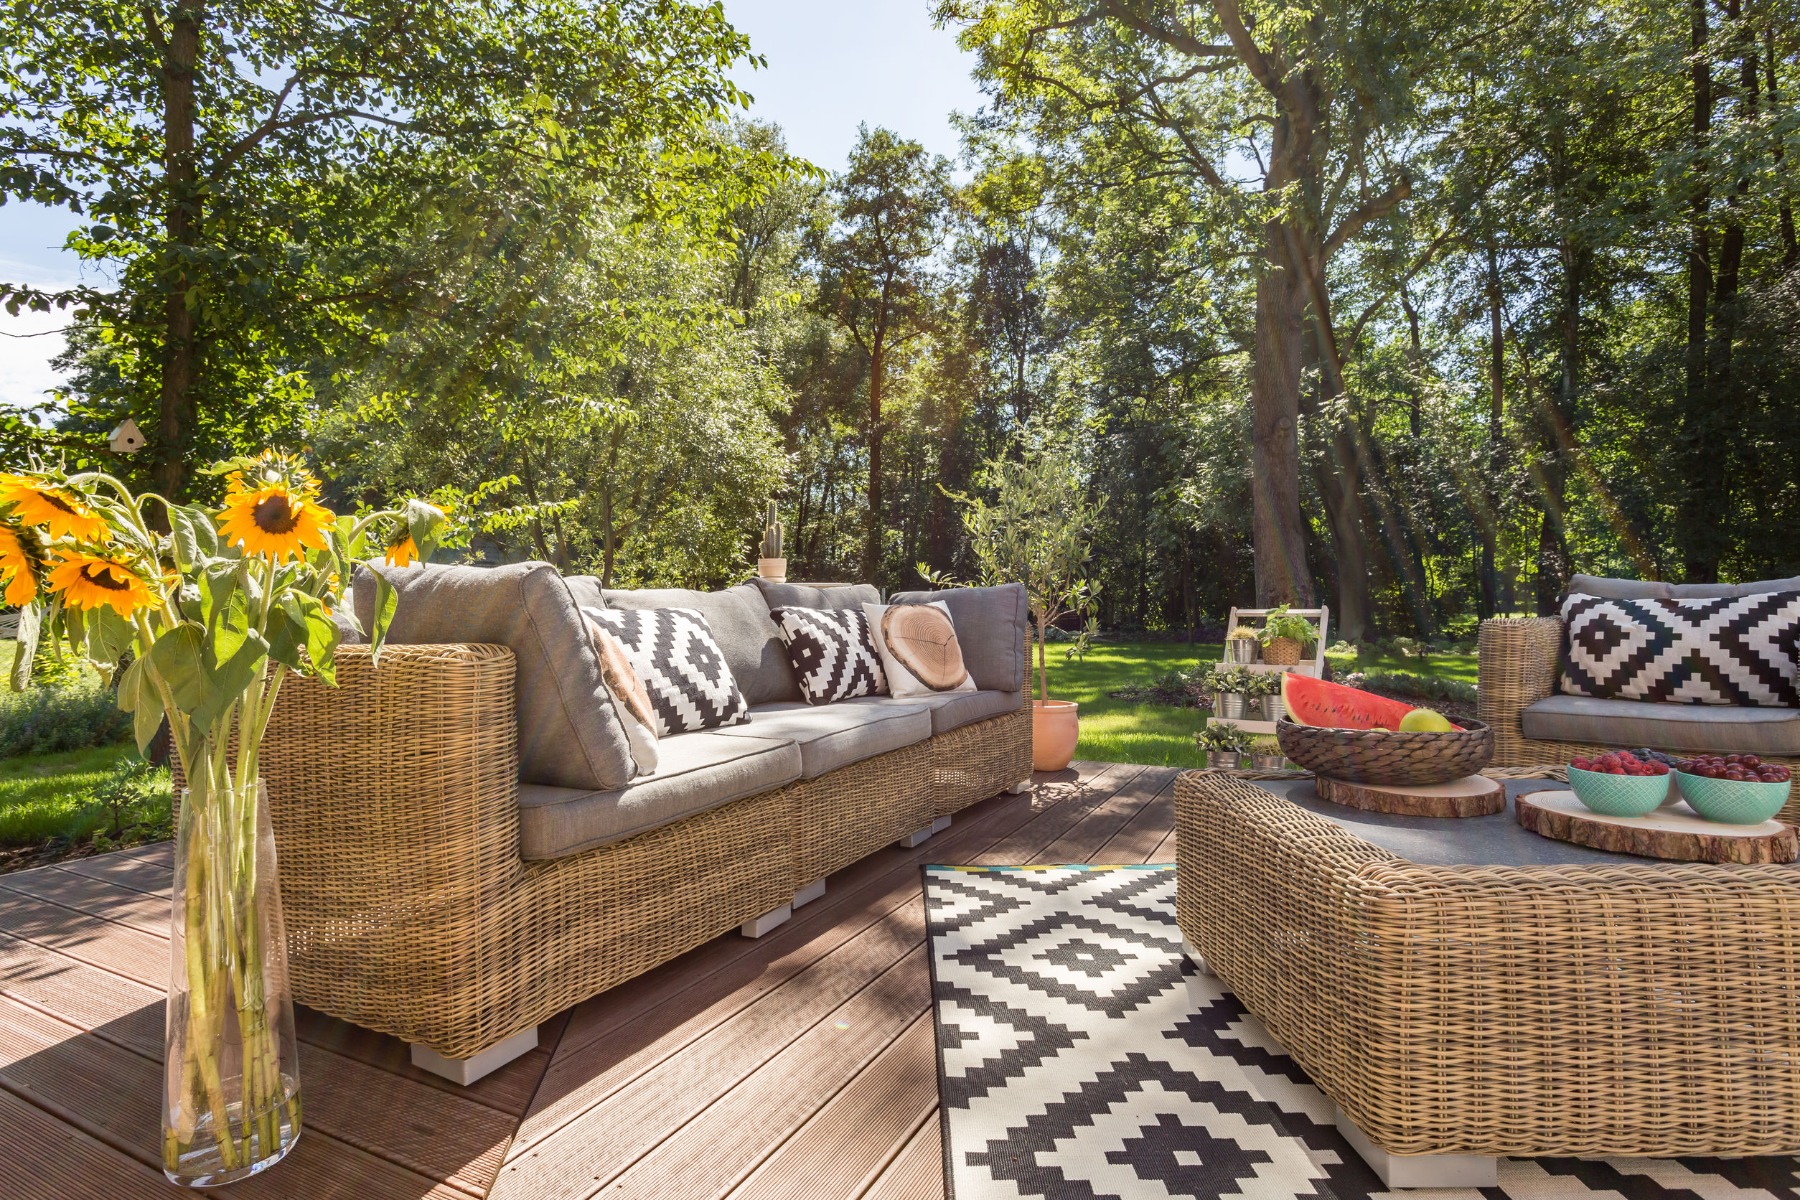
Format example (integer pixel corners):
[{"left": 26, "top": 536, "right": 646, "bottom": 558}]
[{"left": 1175, "top": 770, "right": 1800, "bottom": 1187}]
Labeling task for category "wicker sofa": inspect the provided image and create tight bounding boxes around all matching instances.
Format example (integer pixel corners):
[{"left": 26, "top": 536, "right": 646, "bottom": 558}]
[
  {"left": 1480, "top": 572, "right": 1800, "bottom": 823},
  {"left": 242, "top": 566, "right": 1032, "bottom": 1083}
]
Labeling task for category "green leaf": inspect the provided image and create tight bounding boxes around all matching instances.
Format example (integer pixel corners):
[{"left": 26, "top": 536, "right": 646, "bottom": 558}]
[
  {"left": 9, "top": 601, "right": 40, "bottom": 692},
  {"left": 146, "top": 623, "right": 215, "bottom": 734},
  {"left": 118, "top": 654, "right": 166, "bottom": 755},
  {"left": 368, "top": 570, "right": 397, "bottom": 665},
  {"left": 193, "top": 629, "right": 269, "bottom": 733},
  {"left": 404, "top": 498, "right": 446, "bottom": 561},
  {"left": 167, "top": 505, "right": 219, "bottom": 573},
  {"left": 263, "top": 602, "right": 309, "bottom": 673},
  {"left": 82, "top": 604, "right": 135, "bottom": 664}
]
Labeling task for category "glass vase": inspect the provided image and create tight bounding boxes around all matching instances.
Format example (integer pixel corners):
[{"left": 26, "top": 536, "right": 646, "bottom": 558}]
[{"left": 163, "top": 776, "right": 302, "bottom": 1187}]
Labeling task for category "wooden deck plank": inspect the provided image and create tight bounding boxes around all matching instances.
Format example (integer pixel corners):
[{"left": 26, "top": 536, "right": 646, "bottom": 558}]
[
  {"left": 0, "top": 868, "right": 171, "bottom": 937},
  {"left": 725, "top": 1014, "right": 938, "bottom": 1200},
  {"left": 53, "top": 843, "right": 174, "bottom": 897},
  {"left": 1091, "top": 770, "right": 1181, "bottom": 863},
  {"left": 858, "top": 1111, "right": 945, "bottom": 1200},
  {"left": 1033, "top": 765, "right": 1179, "bottom": 864},
  {"left": 0, "top": 1088, "right": 170, "bottom": 1200}
]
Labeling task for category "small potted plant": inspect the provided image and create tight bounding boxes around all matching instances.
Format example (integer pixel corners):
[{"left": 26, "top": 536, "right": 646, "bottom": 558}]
[
  {"left": 1226, "top": 624, "right": 1261, "bottom": 664},
  {"left": 1259, "top": 604, "right": 1317, "bottom": 666},
  {"left": 1198, "top": 721, "right": 1252, "bottom": 770},
  {"left": 1243, "top": 668, "right": 1287, "bottom": 721},
  {"left": 1249, "top": 735, "right": 1287, "bottom": 771},
  {"left": 1202, "top": 664, "right": 1254, "bottom": 720},
  {"left": 758, "top": 501, "right": 786, "bottom": 582}
]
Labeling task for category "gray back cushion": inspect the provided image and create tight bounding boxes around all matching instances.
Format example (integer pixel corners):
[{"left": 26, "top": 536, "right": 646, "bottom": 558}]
[
  {"left": 601, "top": 582, "right": 801, "bottom": 705},
  {"left": 749, "top": 579, "right": 881, "bottom": 613},
  {"left": 354, "top": 561, "right": 635, "bottom": 791},
  {"left": 888, "top": 583, "right": 1028, "bottom": 693},
  {"left": 1668, "top": 575, "right": 1800, "bottom": 599},
  {"left": 1566, "top": 574, "right": 1672, "bottom": 601}
]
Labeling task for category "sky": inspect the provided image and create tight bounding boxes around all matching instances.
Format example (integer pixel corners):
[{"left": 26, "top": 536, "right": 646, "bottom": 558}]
[{"left": 0, "top": 0, "right": 987, "bottom": 409}]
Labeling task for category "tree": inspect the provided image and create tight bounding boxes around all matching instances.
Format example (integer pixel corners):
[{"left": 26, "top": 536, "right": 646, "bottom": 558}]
[
  {"left": 2, "top": 0, "right": 772, "bottom": 499},
  {"left": 815, "top": 126, "right": 953, "bottom": 583}
]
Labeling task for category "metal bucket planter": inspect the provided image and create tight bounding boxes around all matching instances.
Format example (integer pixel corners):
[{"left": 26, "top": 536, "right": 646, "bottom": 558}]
[
  {"left": 1250, "top": 752, "right": 1286, "bottom": 771},
  {"left": 1209, "top": 750, "right": 1242, "bottom": 770},
  {"left": 1214, "top": 693, "right": 1252, "bottom": 721},
  {"left": 1261, "top": 692, "right": 1288, "bottom": 724},
  {"left": 1225, "top": 639, "right": 1260, "bottom": 664}
]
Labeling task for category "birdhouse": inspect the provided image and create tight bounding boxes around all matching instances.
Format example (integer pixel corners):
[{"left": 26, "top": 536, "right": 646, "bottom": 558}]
[{"left": 108, "top": 419, "right": 146, "bottom": 454}]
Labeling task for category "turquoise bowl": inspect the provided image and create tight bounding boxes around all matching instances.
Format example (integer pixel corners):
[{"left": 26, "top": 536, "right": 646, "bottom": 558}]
[
  {"left": 1566, "top": 765, "right": 1670, "bottom": 817},
  {"left": 1675, "top": 771, "right": 1790, "bottom": 825}
]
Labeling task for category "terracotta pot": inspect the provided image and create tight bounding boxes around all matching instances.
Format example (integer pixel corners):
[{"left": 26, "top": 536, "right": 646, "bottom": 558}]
[
  {"left": 756, "top": 557, "right": 787, "bottom": 583},
  {"left": 1031, "top": 699, "right": 1080, "bottom": 772}
]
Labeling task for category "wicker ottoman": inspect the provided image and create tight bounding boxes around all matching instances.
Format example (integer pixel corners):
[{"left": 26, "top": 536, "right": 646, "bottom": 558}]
[{"left": 1175, "top": 770, "right": 1800, "bottom": 1186}]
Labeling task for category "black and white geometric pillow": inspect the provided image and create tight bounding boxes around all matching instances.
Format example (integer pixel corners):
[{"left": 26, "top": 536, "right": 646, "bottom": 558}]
[
  {"left": 580, "top": 606, "right": 749, "bottom": 735},
  {"left": 1561, "top": 591, "right": 1800, "bottom": 706},
  {"left": 768, "top": 606, "right": 887, "bottom": 704}
]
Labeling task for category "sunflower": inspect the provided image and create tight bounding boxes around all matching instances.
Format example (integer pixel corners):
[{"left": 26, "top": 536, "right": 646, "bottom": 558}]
[
  {"left": 384, "top": 533, "right": 418, "bottom": 567},
  {"left": 0, "top": 475, "right": 110, "bottom": 542},
  {"left": 0, "top": 525, "right": 41, "bottom": 607},
  {"left": 218, "top": 484, "right": 333, "bottom": 560},
  {"left": 223, "top": 449, "right": 320, "bottom": 499},
  {"left": 45, "top": 551, "right": 158, "bottom": 617}
]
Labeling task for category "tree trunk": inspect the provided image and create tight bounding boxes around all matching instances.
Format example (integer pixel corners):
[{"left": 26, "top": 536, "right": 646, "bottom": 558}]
[
  {"left": 155, "top": 4, "right": 204, "bottom": 502},
  {"left": 1479, "top": 243, "right": 1504, "bottom": 618},
  {"left": 1771, "top": 31, "right": 1799, "bottom": 271},
  {"left": 1249, "top": 219, "right": 1313, "bottom": 608},
  {"left": 1532, "top": 243, "right": 1582, "bottom": 613},
  {"left": 1680, "top": 0, "right": 1720, "bottom": 583},
  {"left": 864, "top": 329, "right": 885, "bottom": 585}
]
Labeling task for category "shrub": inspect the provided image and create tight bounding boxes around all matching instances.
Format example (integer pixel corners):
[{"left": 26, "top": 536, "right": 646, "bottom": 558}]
[
  {"left": 0, "top": 686, "right": 133, "bottom": 757},
  {"left": 1343, "top": 670, "right": 1477, "bottom": 707},
  {"left": 82, "top": 757, "right": 173, "bottom": 848}
]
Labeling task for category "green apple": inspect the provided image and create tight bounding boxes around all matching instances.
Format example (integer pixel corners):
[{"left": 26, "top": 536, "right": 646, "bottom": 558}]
[{"left": 1398, "top": 708, "right": 1456, "bottom": 733}]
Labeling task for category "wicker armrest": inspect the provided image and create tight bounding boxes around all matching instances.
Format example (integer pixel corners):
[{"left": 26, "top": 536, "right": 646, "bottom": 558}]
[
  {"left": 257, "top": 643, "right": 522, "bottom": 1048},
  {"left": 1476, "top": 617, "right": 1562, "bottom": 766}
]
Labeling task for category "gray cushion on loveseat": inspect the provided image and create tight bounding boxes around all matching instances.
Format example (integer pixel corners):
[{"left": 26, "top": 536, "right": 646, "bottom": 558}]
[
  {"left": 600, "top": 582, "right": 800, "bottom": 705},
  {"left": 748, "top": 579, "right": 880, "bottom": 613},
  {"left": 843, "top": 690, "right": 1022, "bottom": 735},
  {"left": 1566, "top": 574, "right": 1673, "bottom": 601},
  {"left": 1666, "top": 575, "right": 1800, "bottom": 599},
  {"left": 354, "top": 561, "right": 635, "bottom": 791},
  {"left": 888, "top": 583, "right": 1028, "bottom": 693},
  {"left": 1522, "top": 694, "right": 1800, "bottom": 756},
  {"left": 515, "top": 731, "right": 801, "bottom": 859},
  {"left": 714, "top": 700, "right": 931, "bottom": 778}
]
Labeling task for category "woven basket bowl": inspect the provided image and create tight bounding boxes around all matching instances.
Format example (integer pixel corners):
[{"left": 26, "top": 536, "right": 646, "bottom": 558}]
[{"left": 1275, "top": 716, "right": 1494, "bottom": 786}]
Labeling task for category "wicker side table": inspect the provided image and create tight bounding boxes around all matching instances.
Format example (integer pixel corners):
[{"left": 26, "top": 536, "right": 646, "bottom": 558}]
[{"left": 1175, "top": 770, "right": 1800, "bottom": 1186}]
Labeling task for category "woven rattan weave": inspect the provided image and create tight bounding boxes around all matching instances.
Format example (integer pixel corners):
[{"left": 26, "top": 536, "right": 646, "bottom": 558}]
[
  {"left": 1275, "top": 716, "right": 1494, "bottom": 785},
  {"left": 225, "top": 642, "right": 1028, "bottom": 1060},
  {"left": 1176, "top": 770, "right": 1800, "bottom": 1158},
  {"left": 1479, "top": 616, "right": 1800, "bottom": 822}
]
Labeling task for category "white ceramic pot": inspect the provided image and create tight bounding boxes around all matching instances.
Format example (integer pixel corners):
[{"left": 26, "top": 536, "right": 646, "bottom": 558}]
[{"left": 757, "top": 557, "right": 787, "bottom": 583}]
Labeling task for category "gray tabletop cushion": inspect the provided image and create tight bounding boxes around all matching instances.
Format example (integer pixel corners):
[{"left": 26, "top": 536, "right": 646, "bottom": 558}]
[
  {"left": 748, "top": 579, "right": 881, "bottom": 613},
  {"left": 1667, "top": 575, "right": 1800, "bottom": 599},
  {"left": 887, "top": 584, "right": 1027, "bottom": 693},
  {"left": 1566, "top": 574, "right": 1673, "bottom": 601},
  {"left": 714, "top": 700, "right": 932, "bottom": 778},
  {"left": 516, "top": 731, "right": 801, "bottom": 860},
  {"left": 843, "top": 689, "right": 1021, "bottom": 735},
  {"left": 1522, "top": 693, "right": 1800, "bottom": 756},
  {"left": 354, "top": 561, "right": 635, "bottom": 791},
  {"left": 601, "top": 583, "right": 800, "bottom": 705}
]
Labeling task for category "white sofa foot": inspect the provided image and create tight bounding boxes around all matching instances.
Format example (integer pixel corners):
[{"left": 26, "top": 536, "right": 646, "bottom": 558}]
[
  {"left": 930, "top": 815, "right": 952, "bottom": 835},
  {"left": 1181, "top": 939, "right": 1215, "bottom": 977},
  {"left": 897, "top": 825, "right": 935, "bottom": 849},
  {"left": 1004, "top": 779, "right": 1032, "bottom": 794},
  {"left": 793, "top": 878, "right": 827, "bottom": 908},
  {"left": 410, "top": 1025, "right": 537, "bottom": 1086},
  {"left": 741, "top": 903, "right": 792, "bottom": 938},
  {"left": 1334, "top": 1105, "right": 1498, "bottom": 1188}
]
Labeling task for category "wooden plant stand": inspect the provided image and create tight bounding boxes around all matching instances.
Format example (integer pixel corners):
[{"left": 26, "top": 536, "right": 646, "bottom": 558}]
[
  {"left": 1516, "top": 790, "right": 1798, "bottom": 864},
  {"left": 1315, "top": 774, "right": 1504, "bottom": 818}
]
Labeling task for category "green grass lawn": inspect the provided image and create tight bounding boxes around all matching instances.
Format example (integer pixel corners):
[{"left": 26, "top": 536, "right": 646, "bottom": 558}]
[
  {"left": 0, "top": 743, "right": 143, "bottom": 845},
  {"left": 1040, "top": 640, "right": 1481, "bottom": 769}
]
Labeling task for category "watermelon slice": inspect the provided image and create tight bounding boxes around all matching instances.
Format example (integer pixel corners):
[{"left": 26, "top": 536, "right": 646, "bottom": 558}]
[{"left": 1281, "top": 673, "right": 1417, "bottom": 730}]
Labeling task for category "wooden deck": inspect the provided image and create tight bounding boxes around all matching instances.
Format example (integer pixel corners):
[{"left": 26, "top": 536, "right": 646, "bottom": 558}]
[{"left": 0, "top": 761, "right": 1178, "bottom": 1199}]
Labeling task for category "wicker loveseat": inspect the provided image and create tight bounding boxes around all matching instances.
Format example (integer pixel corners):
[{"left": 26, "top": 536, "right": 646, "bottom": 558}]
[
  {"left": 239, "top": 566, "right": 1032, "bottom": 1083},
  {"left": 1479, "top": 572, "right": 1800, "bottom": 822}
]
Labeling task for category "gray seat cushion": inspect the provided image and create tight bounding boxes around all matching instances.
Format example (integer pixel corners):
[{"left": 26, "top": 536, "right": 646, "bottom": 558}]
[
  {"left": 748, "top": 579, "right": 880, "bottom": 613},
  {"left": 1567, "top": 573, "right": 1800, "bottom": 601},
  {"left": 714, "top": 700, "right": 931, "bottom": 778},
  {"left": 1522, "top": 694, "right": 1800, "bottom": 757},
  {"left": 354, "top": 561, "right": 634, "bottom": 791},
  {"left": 844, "top": 689, "right": 1022, "bottom": 735},
  {"left": 516, "top": 732, "right": 801, "bottom": 860},
  {"left": 887, "top": 584, "right": 1028, "bottom": 693},
  {"left": 596, "top": 582, "right": 800, "bottom": 705}
]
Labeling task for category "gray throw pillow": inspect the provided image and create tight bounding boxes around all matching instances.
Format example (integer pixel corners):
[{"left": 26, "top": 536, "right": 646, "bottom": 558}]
[
  {"left": 1668, "top": 575, "right": 1800, "bottom": 599},
  {"left": 887, "top": 583, "right": 1028, "bottom": 693},
  {"left": 603, "top": 582, "right": 801, "bottom": 705},
  {"left": 353, "top": 561, "right": 636, "bottom": 790},
  {"left": 748, "top": 579, "right": 881, "bottom": 613},
  {"left": 1565, "top": 574, "right": 1673, "bottom": 602}
]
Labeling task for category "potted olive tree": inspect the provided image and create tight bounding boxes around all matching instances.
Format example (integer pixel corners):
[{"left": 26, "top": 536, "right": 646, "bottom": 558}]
[{"left": 929, "top": 425, "right": 1101, "bottom": 772}]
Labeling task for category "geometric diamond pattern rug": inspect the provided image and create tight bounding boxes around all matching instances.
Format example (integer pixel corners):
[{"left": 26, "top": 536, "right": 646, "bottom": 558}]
[{"left": 923, "top": 863, "right": 1800, "bottom": 1200}]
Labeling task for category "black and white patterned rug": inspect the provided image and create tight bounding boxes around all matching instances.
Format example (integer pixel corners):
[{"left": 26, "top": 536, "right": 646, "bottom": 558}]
[{"left": 923, "top": 863, "right": 1800, "bottom": 1200}]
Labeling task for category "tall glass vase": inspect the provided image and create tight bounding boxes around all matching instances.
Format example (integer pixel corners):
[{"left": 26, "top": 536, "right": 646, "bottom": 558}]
[{"left": 163, "top": 775, "right": 302, "bottom": 1187}]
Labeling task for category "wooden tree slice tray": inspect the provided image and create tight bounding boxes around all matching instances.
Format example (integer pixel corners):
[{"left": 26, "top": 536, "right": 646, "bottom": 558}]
[
  {"left": 1516, "top": 790, "right": 1798, "bottom": 864},
  {"left": 1314, "top": 774, "right": 1504, "bottom": 818}
]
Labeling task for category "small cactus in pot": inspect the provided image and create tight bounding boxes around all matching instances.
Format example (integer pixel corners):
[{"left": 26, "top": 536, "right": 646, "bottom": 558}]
[{"left": 758, "top": 501, "right": 786, "bottom": 582}]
